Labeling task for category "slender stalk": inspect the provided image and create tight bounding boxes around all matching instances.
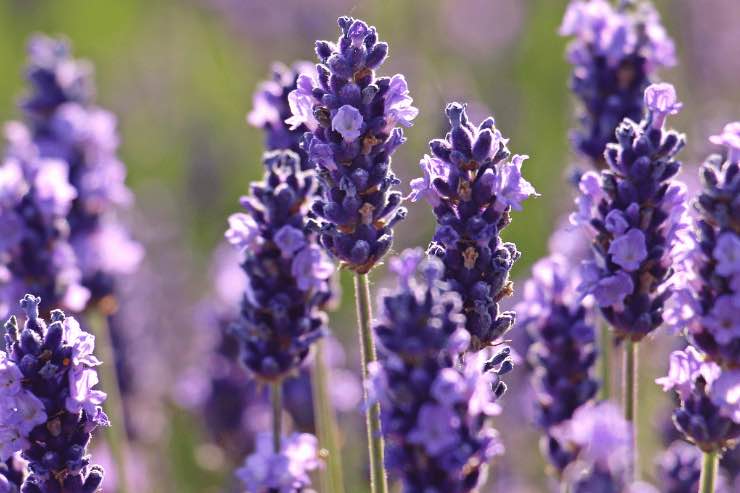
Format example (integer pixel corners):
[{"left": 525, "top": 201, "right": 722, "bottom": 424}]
[
  {"left": 271, "top": 381, "right": 283, "bottom": 454},
  {"left": 699, "top": 450, "right": 718, "bottom": 493},
  {"left": 599, "top": 321, "right": 612, "bottom": 400},
  {"left": 87, "top": 312, "right": 129, "bottom": 493},
  {"left": 311, "top": 340, "right": 346, "bottom": 493},
  {"left": 623, "top": 339, "right": 638, "bottom": 481},
  {"left": 354, "top": 273, "right": 388, "bottom": 493}
]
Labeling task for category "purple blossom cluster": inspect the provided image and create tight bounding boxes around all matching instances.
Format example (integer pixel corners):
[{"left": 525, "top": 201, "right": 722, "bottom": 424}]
[
  {"left": 517, "top": 253, "right": 599, "bottom": 472},
  {"left": 551, "top": 402, "right": 633, "bottom": 491},
  {"left": 656, "top": 440, "right": 731, "bottom": 493},
  {"left": 410, "top": 102, "right": 537, "bottom": 351},
  {"left": 572, "top": 83, "right": 690, "bottom": 341},
  {"left": 0, "top": 295, "right": 108, "bottom": 492},
  {"left": 0, "top": 122, "right": 86, "bottom": 319},
  {"left": 289, "top": 16, "right": 418, "bottom": 273},
  {"left": 657, "top": 347, "right": 740, "bottom": 453},
  {"left": 560, "top": 0, "right": 676, "bottom": 165},
  {"left": 225, "top": 150, "right": 333, "bottom": 381},
  {"left": 370, "top": 249, "right": 511, "bottom": 492},
  {"left": 664, "top": 124, "right": 740, "bottom": 366},
  {"left": 248, "top": 62, "right": 315, "bottom": 166},
  {"left": 20, "top": 35, "right": 142, "bottom": 309},
  {"left": 182, "top": 245, "right": 359, "bottom": 462},
  {"left": 235, "top": 432, "right": 319, "bottom": 493}
]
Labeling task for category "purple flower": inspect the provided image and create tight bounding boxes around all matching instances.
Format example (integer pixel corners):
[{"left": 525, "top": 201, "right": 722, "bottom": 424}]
[
  {"left": 0, "top": 295, "right": 107, "bottom": 490},
  {"left": 372, "top": 251, "right": 509, "bottom": 491},
  {"left": 560, "top": 0, "right": 675, "bottom": 164},
  {"left": 274, "top": 225, "right": 307, "bottom": 257},
  {"left": 226, "top": 151, "right": 331, "bottom": 381},
  {"left": 225, "top": 213, "right": 260, "bottom": 251},
  {"left": 413, "top": 102, "right": 535, "bottom": 351},
  {"left": 291, "top": 244, "right": 334, "bottom": 291},
  {"left": 20, "top": 34, "right": 141, "bottom": 306},
  {"left": 517, "top": 251, "right": 598, "bottom": 473},
  {"left": 235, "top": 432, "right": 320, "bottom": 493},
  {"left": 657, "top": 347, "right": 740, "bottom": 452},
  {"left": 713, "top": 233, "right": 740, "bottom": 277},
  {"left": 573, "top": 84, "right": 688, "bottom": 340},
  {"left": 292, "top": 16, "right": 417, "bottom": 273},
  {"left": 248, "top": 62, "right": 316, "bottom": 168},
  {"left": 608, "top": 228, "right": 648, "bottom": 271},
  {"left": 331, "top": 105, "right": 364, "bottom": 142},
  {"left": 668, "top": 128, "right": 740, "bottom": 366},
  {"left": 709, "top": 121, "right": 740, "bottom": 163},
  {"left": 644, "top": 82, "right": 682, "bottom": 129}
]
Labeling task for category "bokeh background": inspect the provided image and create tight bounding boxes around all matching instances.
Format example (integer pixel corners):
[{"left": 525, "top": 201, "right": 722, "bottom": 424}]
[{"left": 1, "top": 0, "right": 739, "bottom": 492}]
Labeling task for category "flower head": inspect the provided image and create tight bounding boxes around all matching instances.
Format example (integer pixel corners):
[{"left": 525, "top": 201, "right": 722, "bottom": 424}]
[
  {"left": 573, "top": 85, "right": 688, "bottom": 340},
  {"left": 644, "top": 82, "right": 682, "bottom": 129},
  {"left": 0, "top": 295, "right": 107, "bottom": 490},
  {"left": 413, "top": 103, "right": 535, "bottom": 351},
  {"left": 292, "top": 16, "right": 417, "bottom": 273},
  {"left": 371, "top": 250, "right": 510, "bottom": 491},
  {"left": 226, "top": 151, "right": 332, "bottom": 381},
  {"left": 560, "top": 0, "right": 675, "bottom": 164},
  {"left": 709, "top": 121, "right": 740, "bottom": 163}
]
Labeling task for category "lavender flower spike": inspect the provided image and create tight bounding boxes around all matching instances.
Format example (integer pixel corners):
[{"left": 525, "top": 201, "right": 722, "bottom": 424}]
[
  {"left": 290, "top": 16, "right": 418, "bottom": 273},
  {"left": 235, "top": 432, "right": 320, "bottom": 493},
  {"left": 0, "top": 295, "right": 108, "bottom": 492},
  {"left": 370, "top": 249, "right": 511, "bottom": 492},
  {"left": 248, "top": 62, "right": 316, "bottom": 168},
  {"left": 517, "top": 254, "right": 599, "bottom": 473},
  {"left": 560, "top": 0, "right": 676, "bottom": 165},
  {"left": 553, "top": 402, "right": 634, "bottom": 491},
  {"left": 225, "top": 150, "right": 333, "bottom": 381},
  {"left": 665, "top": 124, "right": 740, "bottom": 367},
  {"left": 657, "top": 347, "right": 740, "bottom": 453},
  {"left": 21, "top": 35, "right": 142, "bottom": 308},
  {"left": 410, "top": 102, "right": 537, "bottom": 351},
  {"left": 572, "top": 82, "right": 689, "bottom": 341}
]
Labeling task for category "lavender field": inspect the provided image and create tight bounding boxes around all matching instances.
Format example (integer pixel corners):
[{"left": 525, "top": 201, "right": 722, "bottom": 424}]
[{"left": 0, "top": 1, "right": 739, "bottom": 492}]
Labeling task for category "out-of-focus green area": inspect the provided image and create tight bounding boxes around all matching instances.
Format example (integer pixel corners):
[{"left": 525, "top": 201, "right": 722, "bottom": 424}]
[{"left": 2, "top": 1, "right": 739, "bottom": 492}]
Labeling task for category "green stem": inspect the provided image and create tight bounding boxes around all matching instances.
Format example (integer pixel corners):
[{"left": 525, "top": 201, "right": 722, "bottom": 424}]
[
  {"left": 312, "top": 340, "right": 346, "bottom": 493},
  {"left": 271, "top": 381, "right": 283, "bottom": 453},
  {"left": 699, "top": 450, "right": 718, "bottom": 493},
  {"left": 354, "top": 273, "right": 388, "bottom": 493},
  {"left": 623, "top": 339, "right": 638, "bottom": 481},
  {"left": 87, "top": 312, "right": 129, "bottom": 493},
  {"left": 599, "top": 321, "right": 611, "bottom": 401}
]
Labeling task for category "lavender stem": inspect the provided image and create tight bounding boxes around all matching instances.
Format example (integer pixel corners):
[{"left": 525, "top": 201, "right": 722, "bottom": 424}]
[
  {"left": 88, "top": 311, "right": 130, "bottom": 493},
  {"left": 600, "top": 322, "right": 612, "bottom": 400},
  {"left": 623, "top": 339, "right": 638, "bottom": 481},
  {"left": 312, "top": 340, "right": 346, "bottom": 493},
  {"left": 699, "top": 449, "right": 718, "bottom": 493},
  {"left": 354, "top": 273, "right": 388, "bottom": 493},
  {"left": 271, "top": 381, "right": 283, "bottom": 454}
]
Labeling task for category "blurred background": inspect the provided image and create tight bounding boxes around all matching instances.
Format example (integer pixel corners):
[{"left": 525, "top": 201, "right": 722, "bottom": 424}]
[{"left": 1, "top": 0, "right": 739, "bottom": 492}]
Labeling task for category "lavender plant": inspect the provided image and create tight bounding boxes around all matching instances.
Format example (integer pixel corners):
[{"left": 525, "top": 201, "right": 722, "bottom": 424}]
[
  {"left": 553, "top": 402, "right": 634, "bottom": 492},
  {"left": 248, "top": 62, "right": 314, "bottom": 167},
  {"left": 665, "top": 123, "right": 740, "bottom": 367},
  {"left": 20, "top": 35, "right": 142, "bottom": 310},
  {"left": 0, "top": 456, "right": 24, "bottom": 493},
  {"left": 225, "top": 149, "right": 332, "bottom": 491},
  {"left": 517, "top": 253, "right": 599, "bottom": 475},
  {"left": 0, "top": 122, "right": 85, "bottom": 320},
  {"left": 370, "top": 249, "right": 511, "bottom": 492},
  {"left": 409, "top": 102, "right": 537, "bottom": 351},
  {"left": 560, "top": 0, "right": 676, "bottom": 166},
  {"left": 0, "top": 295, "right": 108, "bottom": 492},
  {"left": 288, "top": 17, "right": 418, "bottom": 491},
  {"left": 657, "top": 347, "right": 740, "bottom": 492},
  {"left": 235, "top": 432, "right": 319, "bottom": 493},
  {"left": 225, "top": 150, "right": 332, "bottom": 381}
]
